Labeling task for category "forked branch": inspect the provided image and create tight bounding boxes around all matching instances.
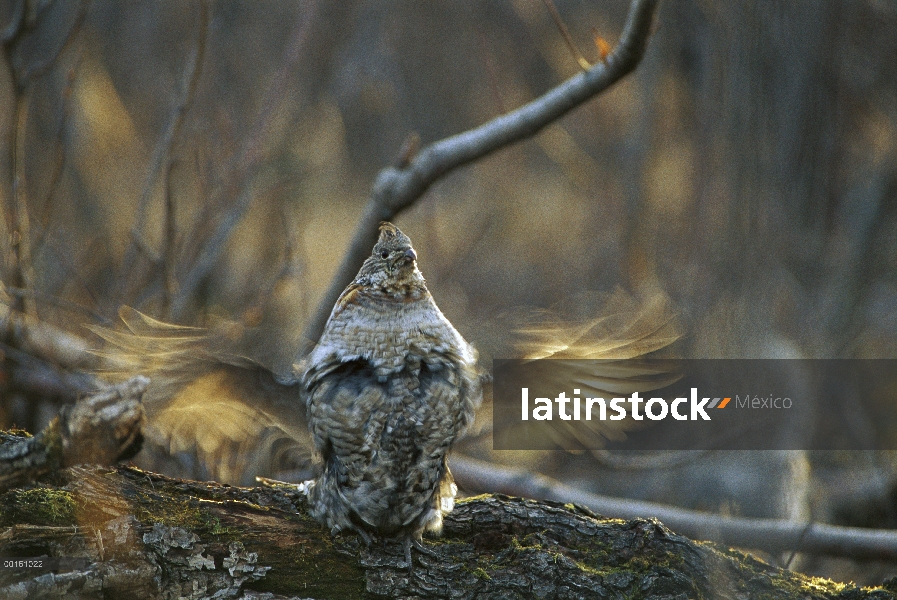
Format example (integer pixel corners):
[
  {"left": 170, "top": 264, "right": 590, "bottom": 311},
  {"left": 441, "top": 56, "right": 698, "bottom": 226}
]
[{"left": 303, "top": 0, "right": 659, "bottom": 343}]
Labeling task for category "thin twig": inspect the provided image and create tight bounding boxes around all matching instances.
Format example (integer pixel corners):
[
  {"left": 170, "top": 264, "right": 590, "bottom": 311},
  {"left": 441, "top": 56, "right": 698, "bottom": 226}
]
[
  {"left": 3, "top": 0, "right": 88, "bottom": 318},
  {"left": 164, "top": 0, "right": 209, "bottom": 315},
  {"left": 12, "top": 84, "right": 36, "bottom": 316},
  {"left": 242, "top": 201, "right": 299, "bottom": 324},
  {"left": 784, "top": 518, "right": 815, "bottom": 569},
  {"left": 34, "top": 49, "right": 84, "bottom": 243},
  {"left": 303, "top": 0, "right": 660, "bottom": 344},
  {"left": 169, "top": 0, "right": 321, "bottom": 320},
  {"left": 16, "top": 43, "right": 86, "bottom": 293},
  {"left": 0, "top": 0, "right": 23, "bottom": 42},
  {"left": 118, "top": 0, "right": 210, "bottom": 309},
  {"left": 161, "top": 159, "right": 179, "bottom": 315},
  {"left": 541, "top": 0, "right": 591, "bottom": 70},
  {"left": 428, "top": 213, "right": 496, "bottom": 285},
  {"left": 476, "top": 25, "right": 507, "bottom": 114},
  {"left": 28, "top": 224, "right": 105, "bottom": 313},
  {"left": 14, "top": 0, "right": 89, "bottom": 82}
]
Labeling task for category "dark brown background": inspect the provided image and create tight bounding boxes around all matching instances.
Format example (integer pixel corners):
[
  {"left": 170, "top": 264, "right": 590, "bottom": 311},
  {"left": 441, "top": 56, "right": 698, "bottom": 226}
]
[{"left": 1, "top": 0, "right": 896, "bottom": 584}]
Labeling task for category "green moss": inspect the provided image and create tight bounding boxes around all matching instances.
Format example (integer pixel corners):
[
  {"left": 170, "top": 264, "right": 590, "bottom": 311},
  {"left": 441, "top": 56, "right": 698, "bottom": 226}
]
[
  {"left": 131, "top": 492, "right": 203, "bottom": 530},
  {"left": 130, "top": 494, "right": 245, "bottom": 542},
  {"left": 0, "top": 487, "right": 77, "bottom": 526},
  {"left": 707, "top": 544, "right": 857, "bottom": 599},
  {"left": 200, "top": 513, "right": 238, "bottom": 537},
  {"left": 0, "top": 428, "right": 33, "bottom": 439},
  {"left": 463, "top": 565, "right": 491, "bottom": 581},
  {"left": 456, "top": 493, "right": 493, "bottom": 504},
  {"left": 571, "top": 559, "right": 604, "bottom": 576},
  {"left": 510, "top": 534, "right": 541, "bottom": 552}
]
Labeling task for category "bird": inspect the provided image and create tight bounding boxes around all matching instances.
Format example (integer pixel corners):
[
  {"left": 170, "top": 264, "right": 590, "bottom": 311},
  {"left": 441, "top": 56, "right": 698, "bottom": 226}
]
[
  {"left": 91, "top": 221, "right": 679, "bottom": 569},
  {"left": 299, "top": 222, "right": 481, "bottom": 566},
  {"left": 93, "top": 222, "right": 482, "bottom": 567}
]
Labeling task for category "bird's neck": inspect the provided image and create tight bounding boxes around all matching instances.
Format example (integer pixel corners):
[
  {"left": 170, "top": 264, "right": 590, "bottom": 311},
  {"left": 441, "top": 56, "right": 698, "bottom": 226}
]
[
  {"left": 354, "top": 270, "right": 428, "bottom": 301},
  {"left": 364, "top": 282, "right": 428, "bottom": 302}
]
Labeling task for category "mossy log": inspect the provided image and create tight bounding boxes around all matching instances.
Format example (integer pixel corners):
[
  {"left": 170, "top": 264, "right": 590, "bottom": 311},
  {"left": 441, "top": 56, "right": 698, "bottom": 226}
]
[{"left": 1, "top": 464, "right": 895, "bottom": 599}]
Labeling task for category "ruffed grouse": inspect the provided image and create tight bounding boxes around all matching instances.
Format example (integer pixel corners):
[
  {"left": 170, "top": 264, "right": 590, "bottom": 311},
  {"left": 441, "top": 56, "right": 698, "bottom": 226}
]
[{"left": 299, "top": 222, "right": 481, "bottom": 564}]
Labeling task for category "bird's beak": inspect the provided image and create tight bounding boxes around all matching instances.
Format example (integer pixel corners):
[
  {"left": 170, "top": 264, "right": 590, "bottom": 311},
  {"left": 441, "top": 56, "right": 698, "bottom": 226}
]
[{"left": 403, "top": 248, "right": 417, "bottom": 262}]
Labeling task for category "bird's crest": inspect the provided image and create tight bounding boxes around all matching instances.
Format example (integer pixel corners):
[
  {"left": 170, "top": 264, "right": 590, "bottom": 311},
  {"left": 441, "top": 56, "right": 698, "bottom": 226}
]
[{"left": 378, "top": 222, "right": 412, "bottom": 247}]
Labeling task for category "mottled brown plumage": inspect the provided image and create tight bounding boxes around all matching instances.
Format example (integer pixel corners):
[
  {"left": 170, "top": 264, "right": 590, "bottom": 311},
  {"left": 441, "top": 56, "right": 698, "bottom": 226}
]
[
  {"left": 91, "top": 222, "right": 679, "bottom": 569},
  {"left": 300, "top": 223, "right": 481, "bottom": 562}
]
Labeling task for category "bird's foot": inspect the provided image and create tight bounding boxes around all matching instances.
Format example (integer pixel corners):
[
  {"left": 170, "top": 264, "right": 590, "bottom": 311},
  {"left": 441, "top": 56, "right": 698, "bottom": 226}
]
[
  {"left": 402, "top": 538, "right": 413, "bottom": 572},
  {"left": 355, "top": 528, "right": 374, "bottom": 547},
  {"left": 412, "top": 538, "right": 438, "bottom": 558},
  {"left": 402, "top": 537, "right": 438, "bottom": 572}
]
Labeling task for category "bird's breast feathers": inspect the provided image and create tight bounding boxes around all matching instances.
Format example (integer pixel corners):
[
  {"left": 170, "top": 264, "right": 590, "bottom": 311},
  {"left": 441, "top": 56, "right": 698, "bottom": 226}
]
[{"left": 306, "top": 290, "right": 476, "bottom": 379}]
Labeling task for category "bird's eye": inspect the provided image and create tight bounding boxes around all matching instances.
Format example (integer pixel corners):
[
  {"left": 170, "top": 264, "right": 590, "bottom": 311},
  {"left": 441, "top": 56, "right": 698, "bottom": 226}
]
[{"left": 380, "top": 251, "right": 389, "bottom": 259}]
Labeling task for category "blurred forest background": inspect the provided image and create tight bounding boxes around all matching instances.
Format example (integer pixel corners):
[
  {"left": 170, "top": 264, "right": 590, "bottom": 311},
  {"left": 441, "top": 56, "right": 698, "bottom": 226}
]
[{"left": 1, "top": 0, "right": 896, "bottom": 585}]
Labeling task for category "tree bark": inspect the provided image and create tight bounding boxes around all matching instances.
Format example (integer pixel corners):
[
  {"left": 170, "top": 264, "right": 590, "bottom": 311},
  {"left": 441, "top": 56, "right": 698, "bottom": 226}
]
[
  {"left": 0, "top": 377, "right": 145, "bottom": 493},
  {"left": 1, "top": 464, "right": 893, "bottom": 599}
]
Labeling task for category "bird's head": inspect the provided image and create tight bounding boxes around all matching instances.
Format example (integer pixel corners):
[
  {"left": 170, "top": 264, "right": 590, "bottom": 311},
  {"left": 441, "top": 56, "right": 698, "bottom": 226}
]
[{"left": 355, "top": 222, "right": 424, "bottom": 290}]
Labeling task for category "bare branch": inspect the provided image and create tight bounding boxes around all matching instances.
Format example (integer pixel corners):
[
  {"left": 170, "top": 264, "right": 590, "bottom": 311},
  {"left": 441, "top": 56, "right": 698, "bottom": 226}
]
[
  {"left": 11, "top": 0, "right": 88, "bottom": 83},
  {"left": 161, "top": 1, "right": 209, "bottom": 303},
  {"left": 0, "top": 305, "right": 98, "bottom": 400},
  {"left": 161, "top": 159, "right": 179, "bottom": 315},
  {"left": 451, "top": 454, "right": 897, "bottom": 562},
  {"left": 1, "top": 303, "right": 97, "bottom": 371},
  {"left": 0, "top": 340, "right": 95, "bottom": 400},
  {"left": 10, "top": 85, "right": 35, "bottom": 315},
  {"left": 303, "top": 0, "right": 659, "bottom": 344},
  {"left": 31, "top": 52, "right": 83, "bottom": 246},
  {"left": 168, "top": 1, "right": 324, "bottom": 320},
  {"left": 0, "top": 0, "right": 23, "bottom": 43},
  {"left": 2, "top": 0, "right": 88, "bottom": 317},
  {"left": 117, "top": 0, "right": 210, "bottom": 309}
]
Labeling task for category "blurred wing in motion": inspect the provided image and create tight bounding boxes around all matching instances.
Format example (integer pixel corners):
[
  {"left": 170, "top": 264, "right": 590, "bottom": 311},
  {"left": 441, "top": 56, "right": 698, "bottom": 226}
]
[
  {"left": 506, "top": 288, "right": 680, "bottom": 361},
  {"left": 89, "top": 307, "right": 313, "bottom": 485},
  {"left": 469, "top": 288, "right": 682, "bottom": 449}
]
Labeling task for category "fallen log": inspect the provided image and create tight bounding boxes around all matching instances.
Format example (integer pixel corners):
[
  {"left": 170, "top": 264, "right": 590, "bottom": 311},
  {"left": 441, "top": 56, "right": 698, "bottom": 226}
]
[{"left": 1, "top": 463, "right": 894, "bottom": 599}]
